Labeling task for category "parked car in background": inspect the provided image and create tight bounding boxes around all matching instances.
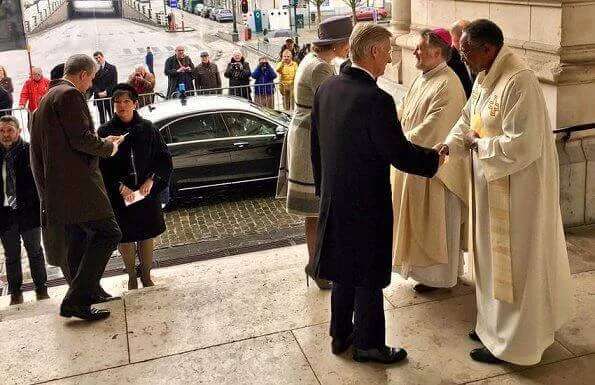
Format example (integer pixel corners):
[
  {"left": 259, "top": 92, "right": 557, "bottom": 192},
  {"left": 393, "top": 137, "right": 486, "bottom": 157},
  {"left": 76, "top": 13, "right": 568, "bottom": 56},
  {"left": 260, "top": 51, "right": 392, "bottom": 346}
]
[
  {"left": 201, "top": 7, "right": 213, "bottom": 18},
  {"left": 354, "top": 7, "right": 389, "bottom": 21},
  {"left": 194, "top": 3, "right": 204, "bottom": 15},
  {"left": 138, "top": 96, "right": 290, "bottom": 202},
  {"left": 215, "top": 9, "right": 233, "bottom": 22},
  {"left": 209, "top": 8, "right": 223, "bottom": 20}
]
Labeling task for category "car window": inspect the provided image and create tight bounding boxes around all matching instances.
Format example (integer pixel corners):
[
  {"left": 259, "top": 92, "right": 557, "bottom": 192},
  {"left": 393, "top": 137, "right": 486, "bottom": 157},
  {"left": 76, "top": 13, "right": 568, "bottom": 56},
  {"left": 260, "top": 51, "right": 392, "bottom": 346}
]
[
  {"left": 222, "top": 113, "right": 277, "bottom": 137},
  {"left": 167, "top": 114, "right": 228, "bottom": 143}
]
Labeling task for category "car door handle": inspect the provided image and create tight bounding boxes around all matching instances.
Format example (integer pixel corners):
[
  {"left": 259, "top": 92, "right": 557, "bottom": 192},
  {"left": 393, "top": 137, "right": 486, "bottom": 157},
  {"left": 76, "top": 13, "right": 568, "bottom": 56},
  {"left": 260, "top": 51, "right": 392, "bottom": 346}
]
[{"left": 233, "top": 141, "right": 249, "bottom": 148}]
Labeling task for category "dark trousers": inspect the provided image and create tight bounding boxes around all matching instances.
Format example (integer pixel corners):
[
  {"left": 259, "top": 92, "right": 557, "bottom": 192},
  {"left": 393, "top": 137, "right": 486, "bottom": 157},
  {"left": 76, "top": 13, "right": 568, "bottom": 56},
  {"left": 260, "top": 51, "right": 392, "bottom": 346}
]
[
  {"left": 330, "top": 282, "right": 385, "bottom": 350},
  {"left": 96, "top": 99, "right": 113, "bottom": 125},
  {"left": 0, "top": 224, "right": 47, "bottom": 293},
  {"left": 62, "top": 217, "right": 121, "bottom": 306}
]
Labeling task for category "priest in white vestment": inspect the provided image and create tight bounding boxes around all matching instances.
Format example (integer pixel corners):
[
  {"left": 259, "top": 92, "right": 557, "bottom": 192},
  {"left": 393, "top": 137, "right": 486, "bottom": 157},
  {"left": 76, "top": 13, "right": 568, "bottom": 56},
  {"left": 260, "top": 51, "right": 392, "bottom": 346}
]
[
  {"left": 391, "top": 28, "right": 469, "bottom": 293},
  {"left": 440, "top": 19, "right": 572, "bottom": 365}
]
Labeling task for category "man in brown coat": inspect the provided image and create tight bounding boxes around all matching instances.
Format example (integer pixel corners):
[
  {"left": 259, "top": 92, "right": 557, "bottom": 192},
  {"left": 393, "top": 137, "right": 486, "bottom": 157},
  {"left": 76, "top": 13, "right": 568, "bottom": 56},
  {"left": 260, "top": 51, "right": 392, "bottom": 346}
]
[{"left": 30, "top": 54, "right": 123, "bottom": 321}]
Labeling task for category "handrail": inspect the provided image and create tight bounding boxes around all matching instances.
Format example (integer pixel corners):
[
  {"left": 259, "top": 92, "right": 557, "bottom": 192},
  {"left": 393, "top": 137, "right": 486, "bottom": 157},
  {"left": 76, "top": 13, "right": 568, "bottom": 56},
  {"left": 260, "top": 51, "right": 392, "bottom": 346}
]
[{"left": 553, "top": 122, "right": 595, "bottom": 141}]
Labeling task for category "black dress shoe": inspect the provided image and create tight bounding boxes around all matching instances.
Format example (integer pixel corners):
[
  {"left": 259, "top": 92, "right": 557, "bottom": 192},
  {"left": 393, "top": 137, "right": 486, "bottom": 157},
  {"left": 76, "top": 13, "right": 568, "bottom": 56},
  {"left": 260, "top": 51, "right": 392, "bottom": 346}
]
[
  {"left": 470, "top": 347, "right": 504, "bottom": 364},
  {"left": 60, "top": 303, "right": 111, "bottom": 321},
  {"left": 9, "top": 291, "right": 24, "bottom": 305},
  {"left": 413, "top": 283, "right": 439, "bottom": 293},
  {"left": 468, "top": 330, "right": 482, "bottom": 343},
  {"left": 90, "top": 294, "right": 120, "bottom": 304},
  {"left": 331, "top": 334, "right": 354, "bottom": 355},
  {"left": 353, "top": 346, "right": 408, "bottom": 364}
]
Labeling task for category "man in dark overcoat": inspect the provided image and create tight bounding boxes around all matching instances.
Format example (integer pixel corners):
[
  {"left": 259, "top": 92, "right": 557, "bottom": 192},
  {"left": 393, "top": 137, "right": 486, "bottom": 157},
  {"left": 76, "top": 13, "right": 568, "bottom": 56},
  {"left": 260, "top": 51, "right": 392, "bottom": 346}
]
[
  {"left": 92, "top": 51, "right": 118, "bottom": 124},
  {"left": 164, "top": 45, "right": 195, "bottom": 98},
  {"left": 30, "top": 54, "right": 123, "bottom": 321},
  {"left": 311, "top": 23, "right": 445, "bottom": 364}
]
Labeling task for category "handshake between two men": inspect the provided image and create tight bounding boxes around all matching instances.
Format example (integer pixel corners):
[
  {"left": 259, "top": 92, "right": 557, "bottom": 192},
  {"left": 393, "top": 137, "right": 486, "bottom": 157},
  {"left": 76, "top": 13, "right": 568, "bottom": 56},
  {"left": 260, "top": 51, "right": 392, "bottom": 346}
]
[{"left": 434, "top": 129, "right": 481, "bottom": 166}]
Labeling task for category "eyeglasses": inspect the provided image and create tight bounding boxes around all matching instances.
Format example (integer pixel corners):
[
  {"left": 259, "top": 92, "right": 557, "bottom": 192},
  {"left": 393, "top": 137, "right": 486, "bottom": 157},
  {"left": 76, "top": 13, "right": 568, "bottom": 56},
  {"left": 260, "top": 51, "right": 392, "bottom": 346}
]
[{"left": 460, "top": 43, "right": 485, "bottom": 58}]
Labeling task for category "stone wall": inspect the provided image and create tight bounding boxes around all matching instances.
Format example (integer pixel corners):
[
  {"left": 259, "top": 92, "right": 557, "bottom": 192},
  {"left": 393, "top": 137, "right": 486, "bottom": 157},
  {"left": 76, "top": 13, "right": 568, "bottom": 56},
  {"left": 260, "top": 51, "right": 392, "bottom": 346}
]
[
  {"left": 122, "top": 0, "right": 158, "bottom": 25},
  {"left": 28, "top": 0, "right": 69, "bottom": 34},
  {"left": 386, "top": 0, "right": 595, "bottom": 227}
]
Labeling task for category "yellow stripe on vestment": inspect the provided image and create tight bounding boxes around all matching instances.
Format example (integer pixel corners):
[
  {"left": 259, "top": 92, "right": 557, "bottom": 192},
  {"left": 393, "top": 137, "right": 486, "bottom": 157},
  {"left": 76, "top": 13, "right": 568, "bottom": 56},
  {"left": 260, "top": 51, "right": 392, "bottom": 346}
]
[{"left": 472, "top": 113, "right": 514, "bottom": 304}]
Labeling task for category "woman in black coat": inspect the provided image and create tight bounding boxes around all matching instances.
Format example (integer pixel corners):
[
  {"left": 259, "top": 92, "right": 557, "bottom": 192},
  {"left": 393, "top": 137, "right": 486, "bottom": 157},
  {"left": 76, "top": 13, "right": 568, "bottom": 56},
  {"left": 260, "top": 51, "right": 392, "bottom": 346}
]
[
  {"left": 224, "top": 51, "right": 252, "bottom": 100},
  {"left": 99, "top": 84, "right": 172, "bottom": 290}
]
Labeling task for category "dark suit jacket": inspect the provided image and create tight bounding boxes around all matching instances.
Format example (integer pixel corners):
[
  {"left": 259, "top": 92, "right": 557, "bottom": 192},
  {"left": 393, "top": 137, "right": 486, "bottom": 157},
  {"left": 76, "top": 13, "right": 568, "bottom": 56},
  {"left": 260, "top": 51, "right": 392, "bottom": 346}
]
[
  {"left": 164, "top": 55, "right": 195, "bottom": 98},
  {"left": 447, "top": 49, "right": 473, "bottom": 99},
  {"left": 311, "top": 64, "right": 439, "bottom": 289},
  {"left": 92, "top": 62, "right": 118, "bottom": 98},
  {"left": 30, "top": 80, "right": 115, "bottom": 265},
  {"left": 0, "top": 139, "right": 40, "bottom": 232}
]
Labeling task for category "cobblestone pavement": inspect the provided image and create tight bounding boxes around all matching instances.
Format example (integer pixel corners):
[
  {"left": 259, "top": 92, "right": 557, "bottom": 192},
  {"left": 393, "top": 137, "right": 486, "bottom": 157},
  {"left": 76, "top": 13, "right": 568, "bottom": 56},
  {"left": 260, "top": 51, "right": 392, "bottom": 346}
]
[{"left": 0, "top": 182, "right": 305, "bottom": 293}]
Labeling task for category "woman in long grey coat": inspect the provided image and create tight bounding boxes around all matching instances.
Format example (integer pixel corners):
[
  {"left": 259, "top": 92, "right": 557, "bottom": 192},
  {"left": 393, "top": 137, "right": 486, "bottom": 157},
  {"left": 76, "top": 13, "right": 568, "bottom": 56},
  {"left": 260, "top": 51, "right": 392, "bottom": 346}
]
[{"left": 276, "top": 16, "right": 353, "bottom": 290}]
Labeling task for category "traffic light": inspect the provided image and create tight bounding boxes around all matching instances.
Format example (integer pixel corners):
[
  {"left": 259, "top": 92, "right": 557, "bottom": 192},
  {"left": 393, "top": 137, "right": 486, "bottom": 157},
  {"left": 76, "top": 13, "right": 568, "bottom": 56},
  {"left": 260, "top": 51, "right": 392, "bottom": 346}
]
[{"left": 241, "top": 0, "right": 248, "bottom": 14}]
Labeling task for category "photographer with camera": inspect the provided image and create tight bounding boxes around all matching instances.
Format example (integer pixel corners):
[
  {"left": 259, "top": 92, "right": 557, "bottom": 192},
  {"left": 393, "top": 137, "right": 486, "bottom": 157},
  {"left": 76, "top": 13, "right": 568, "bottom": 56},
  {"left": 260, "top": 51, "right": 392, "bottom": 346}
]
[
  {"left": 251, "top": 57, "right": 277, "bottom": 109},
  {"left": 127, "top": 65, "right": 155, "bottom": 107},
  {"left": 224, "top": 51, "right": 252, "bottom": 101}
]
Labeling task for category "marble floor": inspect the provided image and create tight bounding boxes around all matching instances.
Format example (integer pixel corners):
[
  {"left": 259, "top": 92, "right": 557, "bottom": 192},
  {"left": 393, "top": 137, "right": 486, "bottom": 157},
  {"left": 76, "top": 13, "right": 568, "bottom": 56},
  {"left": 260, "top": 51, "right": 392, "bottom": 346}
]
[{"left": 0, "top": 226, "right": 593, "bottom": 385}]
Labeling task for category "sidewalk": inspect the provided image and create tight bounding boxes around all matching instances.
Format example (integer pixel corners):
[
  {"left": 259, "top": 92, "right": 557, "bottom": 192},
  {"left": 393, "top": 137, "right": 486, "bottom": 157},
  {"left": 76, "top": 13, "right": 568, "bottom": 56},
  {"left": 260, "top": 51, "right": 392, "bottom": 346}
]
[{"left": 0, "top": 226, "right": 593, "bottom": 384}]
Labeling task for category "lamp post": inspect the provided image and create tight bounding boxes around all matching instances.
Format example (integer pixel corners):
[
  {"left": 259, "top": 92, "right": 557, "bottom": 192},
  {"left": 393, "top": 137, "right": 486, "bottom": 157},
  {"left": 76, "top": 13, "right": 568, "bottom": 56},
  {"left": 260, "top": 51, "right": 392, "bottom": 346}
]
[{"left": 231, "top": 0, "right": 239, "bottom": 41}]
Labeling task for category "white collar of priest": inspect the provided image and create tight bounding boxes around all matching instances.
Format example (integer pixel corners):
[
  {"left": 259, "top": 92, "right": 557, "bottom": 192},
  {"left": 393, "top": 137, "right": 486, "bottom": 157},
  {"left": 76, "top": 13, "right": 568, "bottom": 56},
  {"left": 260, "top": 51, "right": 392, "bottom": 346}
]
[
  {"left": 422, "top": 61, "right": 447, "bottom": 80},
  {"left": 351, "top": 64, "right": 375, "bottom": 81}
]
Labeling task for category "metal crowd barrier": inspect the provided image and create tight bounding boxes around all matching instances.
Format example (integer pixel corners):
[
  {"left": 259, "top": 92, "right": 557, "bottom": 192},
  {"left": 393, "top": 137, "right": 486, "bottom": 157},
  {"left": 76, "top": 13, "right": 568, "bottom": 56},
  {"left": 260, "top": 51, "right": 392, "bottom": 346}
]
[
  {"left": 88, "top": 92, "right": 167, "bottom": 128},
  {"left": 0, "top": 108, "right": 32, "bottom": 142},
  {"left": 170, "top": 83, "right": 296, "bottom": 112}
]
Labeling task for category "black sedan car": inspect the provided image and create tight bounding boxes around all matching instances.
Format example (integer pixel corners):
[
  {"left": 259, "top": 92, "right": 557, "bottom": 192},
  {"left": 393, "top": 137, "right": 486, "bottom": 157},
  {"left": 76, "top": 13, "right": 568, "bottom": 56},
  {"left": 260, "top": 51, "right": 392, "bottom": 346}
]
[{"left": 138, "top": 95, "right": 290, "bottom": 201}]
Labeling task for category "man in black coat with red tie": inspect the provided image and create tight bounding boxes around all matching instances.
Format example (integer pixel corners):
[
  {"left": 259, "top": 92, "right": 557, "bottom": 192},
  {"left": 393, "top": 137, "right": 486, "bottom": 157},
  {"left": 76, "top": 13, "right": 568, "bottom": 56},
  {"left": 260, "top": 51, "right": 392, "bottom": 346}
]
[{"left": 311, "top": 23, "right": 446, "bottom": 364}]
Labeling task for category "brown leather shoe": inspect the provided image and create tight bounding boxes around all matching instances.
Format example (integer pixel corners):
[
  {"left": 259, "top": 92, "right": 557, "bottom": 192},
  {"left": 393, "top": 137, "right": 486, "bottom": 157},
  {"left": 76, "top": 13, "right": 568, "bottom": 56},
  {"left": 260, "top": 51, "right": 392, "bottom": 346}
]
[
  {"left": 304, "top": 264, "right": 332, "bottom": 290},
  {"left": 10, "top": 291, "right": 24, "bottom": 305}
]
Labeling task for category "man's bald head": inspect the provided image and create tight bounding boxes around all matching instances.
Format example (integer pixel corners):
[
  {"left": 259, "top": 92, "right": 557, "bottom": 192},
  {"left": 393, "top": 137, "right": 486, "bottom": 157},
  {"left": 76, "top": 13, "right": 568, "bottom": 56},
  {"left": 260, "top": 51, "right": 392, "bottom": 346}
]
[{"left": 450, "top": 20, "right": 470, "bottom": 50}]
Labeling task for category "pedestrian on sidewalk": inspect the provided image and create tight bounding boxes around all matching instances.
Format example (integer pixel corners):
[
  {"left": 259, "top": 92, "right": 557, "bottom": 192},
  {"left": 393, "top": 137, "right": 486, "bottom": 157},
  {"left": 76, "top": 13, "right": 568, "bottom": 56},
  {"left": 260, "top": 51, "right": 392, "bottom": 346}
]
[
  {"left": 145, "top": 47, "right": 154, "bottom": 74},
  {"left": 276, "top": 50, "right": 298, "bottom": 110},
  {"left": 276, "top": 16, "right": 352, "bottom": 291},
  {"left": 0, "top": 115, "right": 49, "bottom": 306},
  {"left": 128, "top": 65, "right": 155, "bottom": 107},
  {"left": 311, "top": 23, "right": 442, "bottom": 364},
  {"left": 18, "top": 67, "right": 50, "bottom": 112},
  {"left": 92, "top": 51, "right": 118, "bottom": 124},
  {"left": 0, "top": 65, "right": 14, "bottom": 116},
  {"left": 164, "top": 45, "right": 195, "bottom": 98},
  {"left": 193, "top": 51, "right": 222, "bottom": 95},
  {"left": 98, "top": 84, "right": 172, "bottom": 291},
  {"left": 296, "top": 43, "right": 311, "bottom": 63},
  {"left": 224, "top": 51, "right": 251, "bottom": 101},
  {"left": 279, "top": 38, "right": 299, "bottom": 62},
  {"left": 251, "top": 56, "right": 277, "bottom": 109},
  {"left": 30, "top": 54, "right": 123, "bottom": 321}
]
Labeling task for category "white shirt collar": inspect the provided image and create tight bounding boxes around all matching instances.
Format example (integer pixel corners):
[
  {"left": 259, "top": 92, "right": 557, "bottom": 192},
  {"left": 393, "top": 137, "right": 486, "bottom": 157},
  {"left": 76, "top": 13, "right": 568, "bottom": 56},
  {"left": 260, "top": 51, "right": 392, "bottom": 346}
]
[{"left": 351, "top": 63, "right": 375, "bottom": 80}]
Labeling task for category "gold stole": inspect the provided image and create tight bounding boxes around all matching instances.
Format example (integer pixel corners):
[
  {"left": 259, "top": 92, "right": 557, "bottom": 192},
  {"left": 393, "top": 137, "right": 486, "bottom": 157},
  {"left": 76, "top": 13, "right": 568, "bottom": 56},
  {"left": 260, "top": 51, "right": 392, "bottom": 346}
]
[{"left": 471, "top": 108, "right": 514, "bottom": 304}]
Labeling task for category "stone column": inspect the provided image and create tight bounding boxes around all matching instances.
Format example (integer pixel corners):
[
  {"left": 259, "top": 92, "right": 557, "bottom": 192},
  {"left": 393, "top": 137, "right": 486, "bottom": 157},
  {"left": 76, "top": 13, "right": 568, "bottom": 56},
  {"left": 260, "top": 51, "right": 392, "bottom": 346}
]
[{"left": 384, "top": 0, "right": 412, "bottom": 83}]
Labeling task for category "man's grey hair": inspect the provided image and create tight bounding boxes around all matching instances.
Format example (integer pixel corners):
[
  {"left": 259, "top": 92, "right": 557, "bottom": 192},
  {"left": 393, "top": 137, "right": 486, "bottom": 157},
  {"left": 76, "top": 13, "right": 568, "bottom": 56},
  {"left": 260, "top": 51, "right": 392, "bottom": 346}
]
[
  {"left": 420, "top": 29, "right": 452, "bottom": 61},
  {"left": 134, "top": 64, "right": 147, "bottom": 71},
  {"left": 31, "top": 67, "right": 42, "bottom": 75},
  {"left": 349, "top": 23, "right": 392, "bottom": 63},
  {"left": 0, "top": 115, "right": 20, "bottom": 129},
  {"left": 64, "top": 54, "right": 97, "bottom": 76}
]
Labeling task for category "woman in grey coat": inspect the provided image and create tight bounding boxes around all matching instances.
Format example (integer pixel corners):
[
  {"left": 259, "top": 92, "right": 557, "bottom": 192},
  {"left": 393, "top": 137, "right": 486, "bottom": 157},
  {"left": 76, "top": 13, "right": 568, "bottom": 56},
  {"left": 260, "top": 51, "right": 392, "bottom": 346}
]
[{"left": 276, "top": 16, "right": 353, "bottom": 290}]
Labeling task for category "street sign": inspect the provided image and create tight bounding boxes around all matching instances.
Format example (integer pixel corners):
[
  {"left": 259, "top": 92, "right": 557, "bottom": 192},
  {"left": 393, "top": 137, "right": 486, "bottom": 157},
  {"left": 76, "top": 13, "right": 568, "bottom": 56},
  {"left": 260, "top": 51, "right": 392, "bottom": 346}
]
[{"left": 169, "top": 0, "right": 178, "bottom": 9}]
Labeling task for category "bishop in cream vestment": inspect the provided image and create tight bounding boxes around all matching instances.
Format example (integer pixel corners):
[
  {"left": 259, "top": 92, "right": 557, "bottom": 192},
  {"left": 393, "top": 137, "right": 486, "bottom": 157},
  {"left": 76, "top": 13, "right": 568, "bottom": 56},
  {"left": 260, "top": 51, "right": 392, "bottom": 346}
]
[
  {"left": 392, "top": 61, "right": 469, "bottom": 288},
  {"left": 444, "top": 46, "right": 572, "bottom": 365}
]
